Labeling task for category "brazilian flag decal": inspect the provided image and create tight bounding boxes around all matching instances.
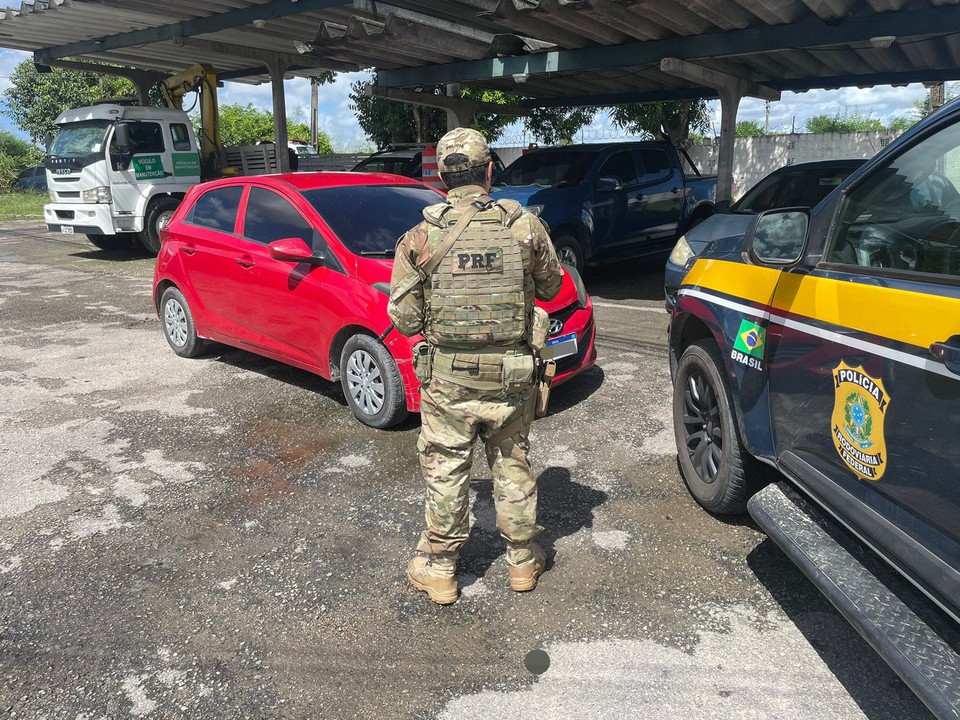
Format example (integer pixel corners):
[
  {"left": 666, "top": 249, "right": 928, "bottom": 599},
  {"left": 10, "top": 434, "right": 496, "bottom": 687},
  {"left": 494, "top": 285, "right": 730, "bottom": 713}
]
[{"left": 733, "top": 319, "right": 765, "bottom": 358}]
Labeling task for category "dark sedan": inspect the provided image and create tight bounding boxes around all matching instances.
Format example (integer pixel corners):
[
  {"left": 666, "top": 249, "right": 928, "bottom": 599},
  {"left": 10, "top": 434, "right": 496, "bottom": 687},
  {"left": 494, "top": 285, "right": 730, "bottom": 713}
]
[{"left": 664, "top": 158, "right": 867, "bottom": 310}]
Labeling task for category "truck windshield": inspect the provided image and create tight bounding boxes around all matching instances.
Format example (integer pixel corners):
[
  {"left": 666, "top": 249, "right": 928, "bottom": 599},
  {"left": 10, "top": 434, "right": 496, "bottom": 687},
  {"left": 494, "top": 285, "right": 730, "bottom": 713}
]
[
  {"left": 496, "top": 150, "right": 596, "bottom": 188},
  {"left": 302, "top": 184, "right": 442, "bottom": 255},
  {"left": 50, "top": 121, "right": 110, "bottom": 157}
]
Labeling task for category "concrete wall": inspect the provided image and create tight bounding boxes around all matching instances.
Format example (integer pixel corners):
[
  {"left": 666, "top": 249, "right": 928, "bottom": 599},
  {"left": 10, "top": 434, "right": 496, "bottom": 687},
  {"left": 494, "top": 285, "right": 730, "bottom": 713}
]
[{"left": 685, "top": 131, "right": 902, "bottom": 195}]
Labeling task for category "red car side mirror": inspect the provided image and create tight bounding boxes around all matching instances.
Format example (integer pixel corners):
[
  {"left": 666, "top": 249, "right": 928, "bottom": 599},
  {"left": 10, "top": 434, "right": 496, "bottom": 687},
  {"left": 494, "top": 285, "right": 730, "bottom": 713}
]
[{"left": 268, "top": 237, "right": 321, "bottom": 263}]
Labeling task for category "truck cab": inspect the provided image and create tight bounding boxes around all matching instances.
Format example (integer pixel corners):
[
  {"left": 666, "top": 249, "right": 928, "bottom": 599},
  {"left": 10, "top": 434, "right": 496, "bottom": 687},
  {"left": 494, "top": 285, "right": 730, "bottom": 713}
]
[{"left": 44, "top": 103, "right": 202, "bottom": 253}]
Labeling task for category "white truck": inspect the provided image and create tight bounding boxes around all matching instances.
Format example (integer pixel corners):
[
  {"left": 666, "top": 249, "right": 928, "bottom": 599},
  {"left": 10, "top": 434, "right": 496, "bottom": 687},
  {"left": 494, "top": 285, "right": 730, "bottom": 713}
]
[{"left": 44, "top": 103, "right": 202, "bottom": 254}]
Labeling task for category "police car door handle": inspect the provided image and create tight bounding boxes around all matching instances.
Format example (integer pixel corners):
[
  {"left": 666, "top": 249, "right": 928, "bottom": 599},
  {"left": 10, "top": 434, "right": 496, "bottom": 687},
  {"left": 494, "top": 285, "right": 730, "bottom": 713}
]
[{"left": 929, "top": 337, "right": 960, "bottom": 374}]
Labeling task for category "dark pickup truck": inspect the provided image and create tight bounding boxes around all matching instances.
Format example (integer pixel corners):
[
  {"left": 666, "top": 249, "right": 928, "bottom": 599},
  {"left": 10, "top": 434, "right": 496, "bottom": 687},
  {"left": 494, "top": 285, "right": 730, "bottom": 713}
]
[{"left": 491, "top": 142, "right": 717, "bottom": 272}]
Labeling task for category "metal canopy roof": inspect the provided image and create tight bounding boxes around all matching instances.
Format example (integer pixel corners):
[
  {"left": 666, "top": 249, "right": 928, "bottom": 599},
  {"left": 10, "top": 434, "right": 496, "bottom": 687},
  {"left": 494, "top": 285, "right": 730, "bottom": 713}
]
[{"left": 0, "top": 0, "right": 956, "bottom": 104}]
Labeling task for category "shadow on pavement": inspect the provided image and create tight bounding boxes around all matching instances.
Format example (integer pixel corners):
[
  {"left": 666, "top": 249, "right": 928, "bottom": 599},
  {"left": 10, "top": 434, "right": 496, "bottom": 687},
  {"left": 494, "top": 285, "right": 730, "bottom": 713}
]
[
  {"left": 211, "top": 347, "right": 349, "bottom": 407},
  {"left": 584, "top": 251, "right": 670, "bottom": 303},
  {"left": 746, "top": 538, "right": 934, "bottom": 720},
  {"left": 547, "top": 365, "right": 604, "bottom": 417},
  {"left": 460, "top": 467, "right": 608, "bottom": 580},
  {"left": 70, "top": 246, "right": 153, "bottom": 262}
]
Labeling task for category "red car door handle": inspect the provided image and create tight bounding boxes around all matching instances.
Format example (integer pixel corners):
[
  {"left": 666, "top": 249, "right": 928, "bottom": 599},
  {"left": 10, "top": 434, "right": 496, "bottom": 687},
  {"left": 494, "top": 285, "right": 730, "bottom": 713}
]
[
  {"left": 181, "top": 245, "right": 196, "bottom": 256},
  {"left": 235, "top": 255, "right": 255, "bottom": 268}
]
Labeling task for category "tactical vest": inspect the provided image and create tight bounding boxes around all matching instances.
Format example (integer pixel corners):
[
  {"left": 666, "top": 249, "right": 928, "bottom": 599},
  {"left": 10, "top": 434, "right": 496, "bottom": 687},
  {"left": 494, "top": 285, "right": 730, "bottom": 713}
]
[{"left": 424, "top": 200, "right": 528, "bottom": 349}]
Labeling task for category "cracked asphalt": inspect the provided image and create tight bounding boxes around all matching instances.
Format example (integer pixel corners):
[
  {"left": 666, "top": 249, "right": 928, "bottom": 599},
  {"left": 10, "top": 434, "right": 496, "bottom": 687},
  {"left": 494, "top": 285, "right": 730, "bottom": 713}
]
[{"left": 0, "top": 222, "right": 932, "bottom": 719}]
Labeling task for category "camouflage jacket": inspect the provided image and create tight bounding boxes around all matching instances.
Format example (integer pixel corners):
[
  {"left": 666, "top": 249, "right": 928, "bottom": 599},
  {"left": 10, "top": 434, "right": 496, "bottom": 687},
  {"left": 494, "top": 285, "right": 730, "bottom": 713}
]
[{"left": 387, "top": 185, "right": 563, "bottom": 341}]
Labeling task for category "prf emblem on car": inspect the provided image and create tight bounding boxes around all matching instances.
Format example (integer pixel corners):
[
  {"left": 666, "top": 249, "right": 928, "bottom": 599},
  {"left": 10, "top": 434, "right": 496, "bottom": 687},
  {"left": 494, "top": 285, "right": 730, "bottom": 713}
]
[{"left": 831, "top": 361, "right": 889, "bottom": 481}]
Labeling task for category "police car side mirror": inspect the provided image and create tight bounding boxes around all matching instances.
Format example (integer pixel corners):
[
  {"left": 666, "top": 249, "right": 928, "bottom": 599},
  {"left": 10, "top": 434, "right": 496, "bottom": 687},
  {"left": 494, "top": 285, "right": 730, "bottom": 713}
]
[{"left": 745, "top": 207, "right": 810, "bottom": 266}]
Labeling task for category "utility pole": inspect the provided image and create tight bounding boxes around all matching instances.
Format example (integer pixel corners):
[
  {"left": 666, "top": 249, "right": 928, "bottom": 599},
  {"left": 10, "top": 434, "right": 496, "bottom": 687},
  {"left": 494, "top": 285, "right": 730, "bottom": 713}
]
[
  {"left": 764, "top": 100, "right": 770, "bottom": 133},
  {"left": 310, "top": 78, "right": 319, "bottom": 149}
]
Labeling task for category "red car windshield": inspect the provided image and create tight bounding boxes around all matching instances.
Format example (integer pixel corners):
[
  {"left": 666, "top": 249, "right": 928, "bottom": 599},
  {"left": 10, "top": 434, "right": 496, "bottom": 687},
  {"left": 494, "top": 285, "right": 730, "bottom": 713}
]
[{"left": 301, "top": 185, "right": 441, "bottom": 256}]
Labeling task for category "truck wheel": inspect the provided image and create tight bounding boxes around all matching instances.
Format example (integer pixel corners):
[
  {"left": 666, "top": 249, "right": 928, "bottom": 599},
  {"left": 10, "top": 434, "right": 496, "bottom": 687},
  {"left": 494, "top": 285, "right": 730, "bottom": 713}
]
[
  {"left": 160, "top": 286, "right": 207, "bottom": 358},
  {"left": 553, "top": 234, "right": 584, "bottom": 274},
  {"left": 86, "top": 233, "right": 132, "bottom": 251},
  {"left": 673, "top": 339, "right": 765, "bottom": 514},
  {"left": 340, "top": 334, "right": 407, "bottom": 429},
  {"left": 140, "top": 197, "right": 180, "bottom": 255}
]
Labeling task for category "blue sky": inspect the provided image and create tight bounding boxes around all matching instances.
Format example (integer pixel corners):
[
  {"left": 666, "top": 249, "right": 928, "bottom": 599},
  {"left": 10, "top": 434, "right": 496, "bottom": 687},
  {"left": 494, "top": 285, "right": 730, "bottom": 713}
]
[{"left": 0, "top": 47, "right": 932, "bottom": 151}]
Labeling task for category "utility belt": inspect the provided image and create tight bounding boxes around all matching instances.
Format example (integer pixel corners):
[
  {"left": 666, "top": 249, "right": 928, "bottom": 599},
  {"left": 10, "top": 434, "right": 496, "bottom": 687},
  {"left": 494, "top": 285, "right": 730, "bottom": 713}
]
[{"left": 413, "top": 307, "right": 556, "bottom": 417}]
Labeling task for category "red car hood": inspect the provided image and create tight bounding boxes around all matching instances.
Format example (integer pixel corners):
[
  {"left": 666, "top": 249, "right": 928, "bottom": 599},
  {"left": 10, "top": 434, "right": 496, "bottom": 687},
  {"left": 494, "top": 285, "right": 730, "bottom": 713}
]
[{"left": 356, "top": 256, "right": 579, "bottom": 312}]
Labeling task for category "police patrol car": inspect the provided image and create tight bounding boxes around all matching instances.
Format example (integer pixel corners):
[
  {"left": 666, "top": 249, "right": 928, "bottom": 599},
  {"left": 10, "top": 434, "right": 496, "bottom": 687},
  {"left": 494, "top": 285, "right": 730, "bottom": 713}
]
[{"left": 669, "top": 98, "right": 960, "bottom": 718}]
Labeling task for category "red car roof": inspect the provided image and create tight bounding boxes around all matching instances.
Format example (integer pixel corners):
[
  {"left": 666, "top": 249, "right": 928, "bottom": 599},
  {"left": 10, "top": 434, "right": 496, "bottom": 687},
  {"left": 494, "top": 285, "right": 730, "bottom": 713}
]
[{"left": 263, "top": 171, "right": 427, "bottom": 191}]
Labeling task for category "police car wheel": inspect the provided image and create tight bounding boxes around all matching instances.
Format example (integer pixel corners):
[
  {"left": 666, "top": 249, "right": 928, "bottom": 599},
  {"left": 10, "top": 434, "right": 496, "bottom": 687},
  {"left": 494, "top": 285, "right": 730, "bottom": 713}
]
[
  {"left": 160, "top": 286, "right": 207, "bottom": 358},
  {"left": 340, "top": 335, "right": 408, "bottom": 429},
  {"left": 673, "top": 339, "right": 755, "bottom": 514}
]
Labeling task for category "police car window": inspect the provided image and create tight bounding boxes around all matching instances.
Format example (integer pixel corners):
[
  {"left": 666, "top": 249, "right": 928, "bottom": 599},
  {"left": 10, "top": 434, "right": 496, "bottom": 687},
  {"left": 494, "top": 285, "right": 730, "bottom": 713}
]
[
  {"left": 186, "top": 185, "right": 244, "bottom": 233},
  {"left": 170, "top": 123, "right": 191, "bottom": 151},
  {"left": 244, "top": 188, "right": 314, "bottom": 247},
  {"left": 827, "top": 121, "right": 960, "bottom": 278},
  {"left": 302, "top": 185, "right": 440, "bottom": 255},
  {"left": 598, "top": 152, "right": 639, "bottom": 185},
  {"left": 127, "top": 122, "right": 165, "bottom": 154}
]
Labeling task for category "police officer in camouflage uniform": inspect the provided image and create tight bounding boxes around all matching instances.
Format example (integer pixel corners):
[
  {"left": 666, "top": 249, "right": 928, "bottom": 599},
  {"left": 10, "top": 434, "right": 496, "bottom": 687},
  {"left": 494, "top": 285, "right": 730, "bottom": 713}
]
[{"left": 387, "top": 128, "right": 563, "bottom": 605}]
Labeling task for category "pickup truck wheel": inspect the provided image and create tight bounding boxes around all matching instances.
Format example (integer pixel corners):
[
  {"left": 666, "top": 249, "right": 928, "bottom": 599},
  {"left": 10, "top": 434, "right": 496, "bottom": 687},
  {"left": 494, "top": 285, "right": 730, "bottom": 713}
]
[
  {"left": 160, "top": 286, "right": 207, "bottom": 358},
  {"left": 553, "top": 234, "right": 584, "bottom": 274},
  {"left": 673, "top": 339, "right": 758, "bottom": 514},
  {"left": 86, "top": 233, "right": 132, "bottom": 251},
  {"left": 340, "top": 335, "right": 408, "bottom": 429},
  {"left": 140, "top": 197, "right": 180, "bottom": 255}
]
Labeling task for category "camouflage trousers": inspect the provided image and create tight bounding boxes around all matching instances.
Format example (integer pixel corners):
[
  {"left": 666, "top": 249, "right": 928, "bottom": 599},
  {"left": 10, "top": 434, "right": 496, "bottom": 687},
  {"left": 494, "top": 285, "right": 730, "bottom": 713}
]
[{"left": 416, "top": 365, "right": 542, "bottom": 562}]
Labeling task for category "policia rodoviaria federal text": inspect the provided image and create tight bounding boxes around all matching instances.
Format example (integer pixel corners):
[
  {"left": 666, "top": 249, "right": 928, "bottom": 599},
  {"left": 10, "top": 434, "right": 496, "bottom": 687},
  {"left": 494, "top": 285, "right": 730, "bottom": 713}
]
[{"left": 387, "top": 127, "right": 564, "bottom": 605}]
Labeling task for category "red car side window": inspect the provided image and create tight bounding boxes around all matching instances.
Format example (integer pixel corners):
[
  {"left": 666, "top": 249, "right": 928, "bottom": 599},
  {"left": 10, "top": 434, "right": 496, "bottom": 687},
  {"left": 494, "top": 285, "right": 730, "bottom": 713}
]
[{"left": 187, "top": 186, "right": 244, "bottom": 233}]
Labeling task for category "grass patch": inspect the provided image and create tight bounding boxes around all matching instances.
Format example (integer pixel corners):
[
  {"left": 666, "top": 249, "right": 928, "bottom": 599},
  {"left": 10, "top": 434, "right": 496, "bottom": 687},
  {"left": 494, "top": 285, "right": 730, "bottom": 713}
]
[{"left": 0, "top": 191, "right": 46, "bottom": 221}]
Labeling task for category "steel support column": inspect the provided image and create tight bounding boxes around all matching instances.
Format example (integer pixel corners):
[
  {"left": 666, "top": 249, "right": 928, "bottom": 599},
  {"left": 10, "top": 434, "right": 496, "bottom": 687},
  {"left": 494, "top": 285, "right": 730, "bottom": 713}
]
[
  {"left": 266, "top": 57, "right": 290, "bottom": 173},
  {"left": 660, "top": 58, "right": 780, "bottom": 208},
  {"left": 446, "top": 83, "right": 463, "bottom": 131}
]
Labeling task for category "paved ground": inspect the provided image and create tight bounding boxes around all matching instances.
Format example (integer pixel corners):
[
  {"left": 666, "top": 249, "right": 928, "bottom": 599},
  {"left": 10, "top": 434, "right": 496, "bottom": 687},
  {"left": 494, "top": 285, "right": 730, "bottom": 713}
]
[{"left": 0, "top": 222, "right": 931, "bottom": 719}]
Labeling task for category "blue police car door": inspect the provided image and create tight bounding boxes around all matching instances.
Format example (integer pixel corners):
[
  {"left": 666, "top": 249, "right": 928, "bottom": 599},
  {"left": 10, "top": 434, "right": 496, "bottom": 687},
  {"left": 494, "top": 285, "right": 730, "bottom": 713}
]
[{"left": 766, "top": 114, "right": 960, "bottom": 610}]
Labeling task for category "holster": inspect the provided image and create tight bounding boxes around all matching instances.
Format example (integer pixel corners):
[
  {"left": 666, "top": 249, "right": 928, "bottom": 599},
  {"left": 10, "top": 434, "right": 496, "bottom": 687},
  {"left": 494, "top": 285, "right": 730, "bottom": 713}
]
[
  {"left": 535, "top": 358, "right": 557, "bottom": 418},
  {"left": 412, "top": 341, "right": 432, "bottom": 385}
]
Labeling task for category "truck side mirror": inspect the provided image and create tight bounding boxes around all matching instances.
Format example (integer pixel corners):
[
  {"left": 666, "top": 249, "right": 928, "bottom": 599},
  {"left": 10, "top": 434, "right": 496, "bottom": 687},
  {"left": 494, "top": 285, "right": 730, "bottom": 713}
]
[
  {"left": 596, "top": 176, "right": 623, "bottom": 193},
  {"left": 745, "top": 208, "right": 810, "bottom": 265},
  {"left": 112, "top": 123, "right": 134, "bottom": 170}
]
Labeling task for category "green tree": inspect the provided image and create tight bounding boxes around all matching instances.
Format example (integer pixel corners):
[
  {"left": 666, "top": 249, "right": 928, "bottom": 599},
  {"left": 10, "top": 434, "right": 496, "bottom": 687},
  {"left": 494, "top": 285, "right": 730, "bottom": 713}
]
[
  {"left": 523, "top": 106, "right": 597, "bottom": 144},
  {"left": 735, "top": 120, "right": 766, "bottom": 137},
  {"left": 0, "top": 129, "right": 44, "bottom": 191},
  {"left": 609, "top": 100, "right": 711, "bottom": 147},
  {"left": 805, "top": 110, "right": 884, "bottom": 133},
  {"left": 3, "top": 59, "right": 146, "bottom": 143},
  {"left": 193, "top": 103, "right": 332, "bottom": 151},
  {"left": 887, "top": 116, "right": 916, "bottom": 132},
  {"left": 349, "top": 74, "right": 515, "bottom": 148}
]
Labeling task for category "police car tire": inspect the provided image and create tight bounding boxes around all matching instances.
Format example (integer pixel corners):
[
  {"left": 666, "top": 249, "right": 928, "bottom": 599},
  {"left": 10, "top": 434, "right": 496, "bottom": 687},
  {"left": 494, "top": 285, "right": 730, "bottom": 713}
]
[
  {"left": 673, "top": 339, "right": 760, "bottom": 514},
  {"left": 140, "top": 197, "right": 180, "bottom": 255},
  {"left": 340, "top": 334, "right": 408, "bottom": 429}
]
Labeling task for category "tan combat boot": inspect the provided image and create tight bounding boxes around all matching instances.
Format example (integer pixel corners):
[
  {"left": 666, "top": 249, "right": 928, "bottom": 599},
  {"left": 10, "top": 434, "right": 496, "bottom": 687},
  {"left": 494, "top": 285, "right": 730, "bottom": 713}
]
[
  {"left": 507, "top": 542, "right": 546, "bottom": 592},
  {"left": 407, "top": 554, "right": 458, "bottom": 605}
]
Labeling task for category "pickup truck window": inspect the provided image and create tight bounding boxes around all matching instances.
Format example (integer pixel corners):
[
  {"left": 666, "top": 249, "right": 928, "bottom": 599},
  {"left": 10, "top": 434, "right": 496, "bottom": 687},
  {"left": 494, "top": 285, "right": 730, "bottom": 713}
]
[
  {"left": 597, "top": 151, "right": 638, "bottom": 185},
  {"left": 497, "top": 150, "right": 595, "bottom": 188},
  {"left": 827, "top": 120, "right": 960, "bottom": 278},
  {"left": 638, "top": 148, "right": 672, "bottom": 181}
]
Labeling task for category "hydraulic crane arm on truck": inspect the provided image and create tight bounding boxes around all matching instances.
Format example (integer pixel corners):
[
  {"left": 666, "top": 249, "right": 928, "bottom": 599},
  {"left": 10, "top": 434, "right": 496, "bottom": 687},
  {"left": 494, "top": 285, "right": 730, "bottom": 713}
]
[{"left": 158, "top": 64, "right": 226, "bottom": 180}]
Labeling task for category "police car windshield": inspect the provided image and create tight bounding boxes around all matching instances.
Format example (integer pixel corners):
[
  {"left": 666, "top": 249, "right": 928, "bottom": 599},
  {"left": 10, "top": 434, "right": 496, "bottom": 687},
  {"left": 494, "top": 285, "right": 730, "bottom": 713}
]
[
  {"left": 496, "top": 150, "right": 596, "bottom": 188},
  {"left": 302, "top": 185, "right": 441, "bottom": 255},
  {"left": 50, "top": 121, "right": 110, "bottom": 158},
  {"left": 733, "top": 164, "right": 863, "bottom": 213}
]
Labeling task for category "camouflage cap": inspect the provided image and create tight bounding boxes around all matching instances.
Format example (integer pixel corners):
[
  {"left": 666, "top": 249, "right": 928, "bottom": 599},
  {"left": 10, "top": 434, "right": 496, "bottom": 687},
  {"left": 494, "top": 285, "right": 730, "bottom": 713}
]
[{"left": 437, "top": 127, "right": 491, "bottom": 173}]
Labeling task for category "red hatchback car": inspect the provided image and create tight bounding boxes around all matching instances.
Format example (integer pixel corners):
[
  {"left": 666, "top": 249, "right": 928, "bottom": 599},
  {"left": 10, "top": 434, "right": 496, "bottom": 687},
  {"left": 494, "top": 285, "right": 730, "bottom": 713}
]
[{"left": 153, "top": 172, "right": 597, "bottom": 427}]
